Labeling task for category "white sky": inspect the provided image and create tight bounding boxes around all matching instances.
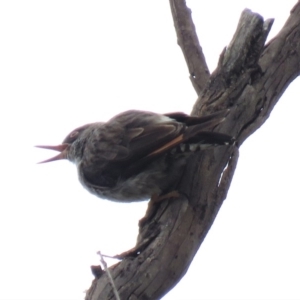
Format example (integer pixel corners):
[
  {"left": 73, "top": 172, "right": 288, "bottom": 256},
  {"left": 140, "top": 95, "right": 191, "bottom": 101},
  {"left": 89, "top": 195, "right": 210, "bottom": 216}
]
[{"left": 0, "top": 1, "right": 299, "bottom": 299}]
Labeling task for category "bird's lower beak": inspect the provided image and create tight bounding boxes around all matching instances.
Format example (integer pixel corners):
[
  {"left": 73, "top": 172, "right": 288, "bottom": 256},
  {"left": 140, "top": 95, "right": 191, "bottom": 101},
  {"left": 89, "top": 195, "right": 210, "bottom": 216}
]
[{"left": 36, "top": 144, "right": 69, "bottom": 163}]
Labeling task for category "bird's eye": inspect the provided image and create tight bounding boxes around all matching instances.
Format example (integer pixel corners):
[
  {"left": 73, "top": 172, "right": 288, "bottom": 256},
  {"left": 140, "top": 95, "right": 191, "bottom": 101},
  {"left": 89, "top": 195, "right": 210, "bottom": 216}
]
[{"left": 69, "top": 131, "right": 79, "bottom": 138}]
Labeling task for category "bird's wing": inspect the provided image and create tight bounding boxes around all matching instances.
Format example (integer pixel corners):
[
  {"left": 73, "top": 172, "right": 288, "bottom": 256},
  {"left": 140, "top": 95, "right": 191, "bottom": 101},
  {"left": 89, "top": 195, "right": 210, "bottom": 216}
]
[
  {"left": 80, "top": 119, "right": 185, "bottom": 187},
  {"left": 81, "top": 110, "right": 233, "bottom": 186},
  {"left": 120, "top": 123, "right": 185, "bottom": 160},
  {"left": 116, "top": 110, "right": 234, "bottom": 178},
  {"left": 101, "top": 109, "right": 230, "bottom": 162}
]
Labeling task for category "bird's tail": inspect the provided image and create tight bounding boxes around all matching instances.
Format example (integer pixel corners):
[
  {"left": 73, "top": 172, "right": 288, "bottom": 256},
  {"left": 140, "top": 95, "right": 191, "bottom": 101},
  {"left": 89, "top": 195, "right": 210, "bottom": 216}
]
[
  {"left": 150, "top": 110, "right": 234, "bottom": 157},
  {"left": 179, "top": 109, "right": 234, "bottom": 149},
  {"left": 171, "top": 131, "right": 234, "bottom": 154}
]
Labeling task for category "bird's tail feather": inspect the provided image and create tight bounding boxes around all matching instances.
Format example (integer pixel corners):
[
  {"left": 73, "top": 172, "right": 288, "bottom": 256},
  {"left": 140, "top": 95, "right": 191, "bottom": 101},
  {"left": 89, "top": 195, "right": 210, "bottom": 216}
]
[
  {"left": 171, "top": 132, "right": 234, "bottom": 154},
  {"left": 165, "top": 109, "right": 229, "bottom": 127},
  {"left": 183, "top": 130, "right": 234, "bottom": 146}
]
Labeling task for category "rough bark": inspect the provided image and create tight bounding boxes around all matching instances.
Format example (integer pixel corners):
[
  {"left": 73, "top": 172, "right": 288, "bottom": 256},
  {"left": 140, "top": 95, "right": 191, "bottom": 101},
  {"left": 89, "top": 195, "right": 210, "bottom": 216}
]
[{"left": 85, "top": 1, "right": 300, "bottom": 299}]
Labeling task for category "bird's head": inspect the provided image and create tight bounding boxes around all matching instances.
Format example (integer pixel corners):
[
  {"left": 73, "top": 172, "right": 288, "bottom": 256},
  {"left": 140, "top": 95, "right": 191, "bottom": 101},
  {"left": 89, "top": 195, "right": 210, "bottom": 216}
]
[{"left": 36, "top": 124, "right": 93, "bottom": 164}]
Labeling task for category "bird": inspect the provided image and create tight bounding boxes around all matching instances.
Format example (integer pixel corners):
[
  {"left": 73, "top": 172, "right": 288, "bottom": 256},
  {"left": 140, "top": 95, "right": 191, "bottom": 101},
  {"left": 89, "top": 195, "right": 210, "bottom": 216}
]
[{"left": 37, "top": 110, "right": 234, "bottom": 203}]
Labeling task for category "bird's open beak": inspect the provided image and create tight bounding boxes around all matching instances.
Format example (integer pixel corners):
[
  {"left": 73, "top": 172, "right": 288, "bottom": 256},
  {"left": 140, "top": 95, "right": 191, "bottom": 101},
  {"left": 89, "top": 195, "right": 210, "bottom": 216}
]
[{"left": 35, "top": 144, "right": 69, "bottom": 163}]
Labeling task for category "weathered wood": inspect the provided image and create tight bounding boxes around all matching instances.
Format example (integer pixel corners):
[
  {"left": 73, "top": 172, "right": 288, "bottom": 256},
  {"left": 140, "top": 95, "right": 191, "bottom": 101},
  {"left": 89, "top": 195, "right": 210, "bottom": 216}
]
[
  {"left": 169, "top": 0, "right": 209, "bottom": 95},
  {"left": 85, "top": 1, "right": 300, "bottom": 299}
]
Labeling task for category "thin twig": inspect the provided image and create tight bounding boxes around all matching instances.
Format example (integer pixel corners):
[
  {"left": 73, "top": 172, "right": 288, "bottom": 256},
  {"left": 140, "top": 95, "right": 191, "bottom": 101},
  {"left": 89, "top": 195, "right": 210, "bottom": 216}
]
[
  {"left": 169, "top": 0, "right": 209, "bottom": 94},
  {"left": 101, "top": 253, "right": 122, "bottom": 260},
  {"left": 97, "top": 251, "right": 121, "bottom": 300}
]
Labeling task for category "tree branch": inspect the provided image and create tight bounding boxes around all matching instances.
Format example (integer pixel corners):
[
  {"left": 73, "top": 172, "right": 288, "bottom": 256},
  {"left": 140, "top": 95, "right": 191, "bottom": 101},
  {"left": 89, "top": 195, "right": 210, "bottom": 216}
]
[
  {"left": 169, "top": 0, "right": 209, "bottom": 95},
  {"left": 85, "top": 2, "right": 300, "bottom": 299}
]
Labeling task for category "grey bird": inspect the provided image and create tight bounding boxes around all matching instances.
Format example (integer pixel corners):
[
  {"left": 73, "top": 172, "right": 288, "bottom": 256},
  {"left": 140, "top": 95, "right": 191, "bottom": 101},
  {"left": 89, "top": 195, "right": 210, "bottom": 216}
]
[{"left": 37, "top": 110, "right": 234, "bottom": 203}]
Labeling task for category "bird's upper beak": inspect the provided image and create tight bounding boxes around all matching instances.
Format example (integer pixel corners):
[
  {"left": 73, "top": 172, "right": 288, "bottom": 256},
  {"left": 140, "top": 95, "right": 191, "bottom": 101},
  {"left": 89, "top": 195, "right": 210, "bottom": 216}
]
[{"left": 36, "top": 144, "right": 69, "bottom": 163}]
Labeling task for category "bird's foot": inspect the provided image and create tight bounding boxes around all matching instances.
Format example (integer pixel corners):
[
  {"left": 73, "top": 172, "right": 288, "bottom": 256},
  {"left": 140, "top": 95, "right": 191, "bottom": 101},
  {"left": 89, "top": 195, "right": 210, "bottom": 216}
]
[
  {"left": 139, "top": 190, "right": 180, "bottom": 227},
  {"left": 150, "top": 190, "right": 180, "bottom": 204}
]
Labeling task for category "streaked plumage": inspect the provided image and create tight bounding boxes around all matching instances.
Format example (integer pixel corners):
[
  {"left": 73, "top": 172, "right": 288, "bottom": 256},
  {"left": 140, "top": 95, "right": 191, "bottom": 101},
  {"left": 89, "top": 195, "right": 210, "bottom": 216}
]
[{"left": 37, "top": 110, "right": 234, "bottom": 202}]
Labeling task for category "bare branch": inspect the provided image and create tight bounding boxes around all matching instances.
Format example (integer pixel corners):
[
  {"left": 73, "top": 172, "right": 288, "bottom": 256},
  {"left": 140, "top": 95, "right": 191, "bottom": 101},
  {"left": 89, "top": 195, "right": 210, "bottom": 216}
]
[
  {"left": 85, "top": 2, "right": 300, "bottom": 300},
  {"left": 239, "top": 2, "right": 300, "bottom": 142},
  {"left": 192, "top": 9, "right": 273, "bottom": 117},
  {"left": 97, "top": 252, "right": 121, "bottom": 300},
  {"left": 169, "top": 0, "right": 209, "bottom": 94}
]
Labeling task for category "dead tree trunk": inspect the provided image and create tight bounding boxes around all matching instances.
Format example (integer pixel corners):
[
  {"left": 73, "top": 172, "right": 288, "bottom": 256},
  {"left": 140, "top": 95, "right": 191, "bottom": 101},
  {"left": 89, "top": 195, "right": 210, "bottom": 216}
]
[{"left": 85, "top": 1, "right": 300, "bottom": 299}]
